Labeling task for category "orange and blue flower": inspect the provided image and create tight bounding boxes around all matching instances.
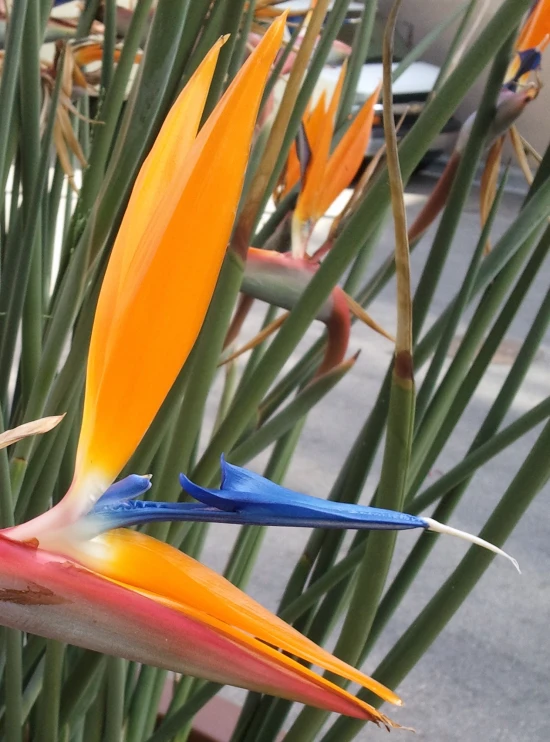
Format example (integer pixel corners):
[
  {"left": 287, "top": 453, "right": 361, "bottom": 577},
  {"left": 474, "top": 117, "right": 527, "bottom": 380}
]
[
  {"left": 0, "top": 19, "right": 402, "bottom": 726},
  {"left": 0, "top": 13, "right": 517, "bottom": 729}
]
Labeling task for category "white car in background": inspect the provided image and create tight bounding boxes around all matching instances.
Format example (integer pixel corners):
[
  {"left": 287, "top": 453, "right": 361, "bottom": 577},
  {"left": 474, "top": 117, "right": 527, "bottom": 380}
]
[{"left": 279, "top": 1, "right": 460, "bottom": 165}]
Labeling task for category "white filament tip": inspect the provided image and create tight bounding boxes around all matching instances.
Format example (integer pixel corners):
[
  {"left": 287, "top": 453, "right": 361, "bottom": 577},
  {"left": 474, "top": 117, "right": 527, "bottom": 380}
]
[{"left": 423, "top": 518, "right": 521, "bottom": 574}]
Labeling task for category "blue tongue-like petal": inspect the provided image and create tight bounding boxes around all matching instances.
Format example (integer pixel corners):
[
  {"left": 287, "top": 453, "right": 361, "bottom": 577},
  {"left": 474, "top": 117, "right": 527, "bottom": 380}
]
[
  {"left": 85, "top": 457, "right": 519, "bottom": 571},
  {"left": 91, "top": 456, "right": 425, "bottom": 531},
  {"left": 179, "top": 457, "right": 426, "bottom": 529},
  {"left": 95, "top": 474, "right": 152, "bottom": 507}
]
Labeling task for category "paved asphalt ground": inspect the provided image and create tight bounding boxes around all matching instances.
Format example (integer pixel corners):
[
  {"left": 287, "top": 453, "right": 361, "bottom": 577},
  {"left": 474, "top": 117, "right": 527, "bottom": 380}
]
[{"left": 197, "top": 174, "right": 550, "bottom": 741}]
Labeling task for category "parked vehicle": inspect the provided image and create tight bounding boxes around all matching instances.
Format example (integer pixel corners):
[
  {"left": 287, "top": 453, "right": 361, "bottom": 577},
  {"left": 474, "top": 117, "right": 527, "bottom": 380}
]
[{"left": 280, "top": 1, "right": 461, "bottom": 165}]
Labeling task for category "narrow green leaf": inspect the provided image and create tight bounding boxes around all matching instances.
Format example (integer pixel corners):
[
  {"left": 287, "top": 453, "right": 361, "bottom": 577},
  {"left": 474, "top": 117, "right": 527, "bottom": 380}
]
[
  {"left": 78, "top": 0, "right": 155, "bottom": 213},
  {"left": 145, "top": 683, "right": 222, "bottom": 742},
  {"left": 126, "top": 666, "right": 159, "bottom": 742},
  {"left": 76, "top": 0, "right": 101, "bottom": 38},
  {"left": 337, "top": 0, "right": 376, "bottom": 127},
  {"left": 100, "top": 0, "right": 117, "bottom": 94},
  {"left": 414, "top": 165, "right": 510, "bottom": 426},
  {"left": 201, "top": 0, "right": 249, "bottom": 121},
  {"left": 412, "top": 395, "right": 550, "bottom": 514},
  {"left": 4, "top": 629, "right": 23, "bottom": 742},
  {"left": 0, "top": 0, "right": 28, "bottom": 195},
  {"left": 412, "top": 32, "right": 515, "bottom": 342},
  {"left": 433, "top": 0, "right": 489, "bottom": 92},
  {"left": 0, "top": 46, "right": 65, "bottom": 413},
  {"left": 408, "top": 227, "right": 547, "bottom": 497},
  {"left": 36, "top": 642, "right": 65, "bottom": 742}
]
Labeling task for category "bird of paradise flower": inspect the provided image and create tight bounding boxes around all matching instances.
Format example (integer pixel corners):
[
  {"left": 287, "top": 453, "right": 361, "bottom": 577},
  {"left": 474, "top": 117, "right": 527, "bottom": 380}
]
[
  {"left": 224, "top": 66, "right": 385, "bottom": 376},
  {"left": 0, "top": 15, "right": 517, "bottom": 730}
]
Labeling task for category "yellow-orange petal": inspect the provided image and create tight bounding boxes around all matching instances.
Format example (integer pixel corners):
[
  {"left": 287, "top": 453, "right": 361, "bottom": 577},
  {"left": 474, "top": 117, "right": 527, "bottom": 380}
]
[
  {"left": 303, "top": 89, "right": 328, "bottom": 155},
  {"left": 73, "top": 527, "right": 402, "bottom": 708},
  {"left": 316, "top": 81, "right": 381, "bottom": 219},
  {"left": 72, "top": 19, "right": 285, "bottom": 504},
  {"left": 293, "top": 63, "right": 347, "bottom": 257},
  {"left": 0, "top": 534, "right": 395, "bottom": 723},
  {"left": 87, "top": 39, "right": 226, "bottom": 412}
]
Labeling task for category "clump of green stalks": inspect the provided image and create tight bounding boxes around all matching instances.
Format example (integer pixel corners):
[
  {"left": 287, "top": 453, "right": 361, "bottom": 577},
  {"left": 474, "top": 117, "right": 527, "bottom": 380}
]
[{"left": 0, "top": 1, "right": 548, "bottom": 741}]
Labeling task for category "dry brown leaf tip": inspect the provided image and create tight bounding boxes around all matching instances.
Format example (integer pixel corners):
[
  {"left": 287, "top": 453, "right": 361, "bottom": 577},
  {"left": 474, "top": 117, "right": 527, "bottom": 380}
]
[{"left": 0, "top": 415, "right": 66, "bottom": 450}]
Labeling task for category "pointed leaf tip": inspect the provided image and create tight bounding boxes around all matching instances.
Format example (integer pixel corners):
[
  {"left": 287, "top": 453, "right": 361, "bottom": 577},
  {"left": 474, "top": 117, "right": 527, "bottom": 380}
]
[
  {"left": 423, "top": 517, "right": 520, "bottom": 573},
  {"left": 0, "top": 415, "right": 66, "bottom": 449}
]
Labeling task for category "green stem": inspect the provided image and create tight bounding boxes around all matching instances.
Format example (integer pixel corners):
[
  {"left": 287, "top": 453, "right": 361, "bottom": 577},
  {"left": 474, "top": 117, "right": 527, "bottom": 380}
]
[
  {"left": 126, "top": 666, "right": 159, "bottom": 742},
  {"left": 337, "top": 0, "right": 376, "bottom": 127},
  {"left": 0, "top": 405, "right": 21, "bottom": 741},
  {"left": 411, "top": 395, "right": 550, "bottom": 514},
  {"left": 103, "top": 658, "right": 126, "bottom": 742},
  {"left": 100, "top": 0, "right": 117, "bottom": 95},
  {"left": 36, "top": 642, "right": 65, "bottom": 742},
  {"left": 229, "top": 358, "right": 354, "bottom": 465},
  {"left": 145, "top": 683, "right": 222, "bottom": 742},
  {"left": 76, "top": 0, "right": 101, "bottom": 38},
  {"left": 433, "top": 0, "right": 485, "bottom": 92},
  {"left": 82, "top": 678, "right": 106, "bottom": 742},
  {"left": 201, "top": 0, "right": 249, "bottom": 120},
  {"left": 58, "top": 653, "right": 105, "bottom": 732},
  {"left": 412, "top": 32, "right": 515, "bottom": 342},
  {"left": 0, "top": 45, "right": 64, "bottom": 414},
  {"left": 408, "top": 228, "right": 546, "bottom": 498},
  {"left": 414, "top": 166, "right": 509, "bottom": 426},
  {"left": 78, "top": 0, "right": 156, "bottom": 214},
  {"left": 0, "top": 0, "right": 27, "bottom": 195},
  {"left": 4, "top": 630, "right": 23, "bottom": 742}
]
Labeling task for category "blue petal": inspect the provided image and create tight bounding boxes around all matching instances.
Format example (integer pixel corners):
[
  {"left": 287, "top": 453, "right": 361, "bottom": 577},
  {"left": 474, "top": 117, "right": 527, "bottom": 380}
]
[
  {"left": 90, "top": 500, "right": 229, "bottom": 530},
  {"left": 90, "top": 497, "right": 426, "bottom": 531},
  {"left": 505, "top": 48, "right": 542, "bottom": 90},
  {"left": 88, "top": 458, "right": 426, "bottom": 532},
  {"left": 178, "top": 456, "right": 426, "bottom": 531},
  {"left": 95, "top": 474, "right": 152, "bottom": 507},
  {"left": 517, "top": 48, "right": 542, "bottom": 75}
]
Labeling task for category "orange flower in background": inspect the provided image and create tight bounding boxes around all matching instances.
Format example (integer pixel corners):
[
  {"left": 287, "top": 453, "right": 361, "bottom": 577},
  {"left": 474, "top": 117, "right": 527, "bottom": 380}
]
[
  {"left": 226, "top": 67, "right": 384, "bottom": 376},
  {"left": 515, "top": 0, "right": 550, "bottom": 56},
  {"left": 290, "top": 68, "right": 382, "bottom": 257},
  {"left": 408, "top": 1, "right": 546, "bottom": 245},
  {"left": 505, "top": 0, "right": 550, "bottom": 86}
]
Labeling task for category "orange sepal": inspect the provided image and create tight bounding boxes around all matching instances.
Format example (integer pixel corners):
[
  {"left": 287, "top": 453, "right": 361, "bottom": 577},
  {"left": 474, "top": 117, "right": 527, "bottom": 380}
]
[
  {"left": 295, "top": 65, "right": 346, "bottom": 226},
  {"left": 303, "top": 90, "right": 328, "bottom": 155},
  {"left": 516, "top": 0, "right": 550, "bottom": 52},
  {"left": 292, "top": 65, "right": 347, "bottom": 257},
  {"left": 78, "top": 38, "right": 225, "bottom": 485},
  {"left": 82, "top": 528, "right": 402, "bottom": 710},
  {"left": 316, "top": 82, "right": 381, "bottom": 218},
  {"left": 73, "top": 19, "right": 285, "bottom": 499}
]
